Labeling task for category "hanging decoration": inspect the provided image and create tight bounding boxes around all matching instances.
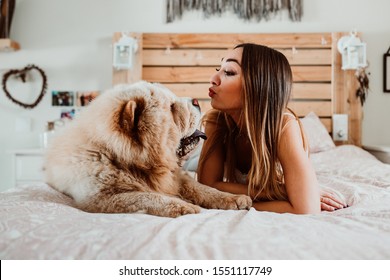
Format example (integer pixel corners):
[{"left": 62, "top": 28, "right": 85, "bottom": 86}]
[
  {"left": 2, "top": 64, "right": 48, "bottom": 109},
  {"left": 166, "top": 0, "right": 303, "bottom": 23},
  {"left": 355, "top": 67, "right": 370, "bottom": 106}
]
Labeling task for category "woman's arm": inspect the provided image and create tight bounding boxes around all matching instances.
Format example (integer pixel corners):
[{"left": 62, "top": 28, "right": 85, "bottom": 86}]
[
  {"left": 198, "top": 116, "right": 344, "bottom": 213},
  {"left": 198, "top": 120, "right": 256, "bottom": 197},
  {"left": 264, "top": 119, "right": 320, "bottom": 214}
]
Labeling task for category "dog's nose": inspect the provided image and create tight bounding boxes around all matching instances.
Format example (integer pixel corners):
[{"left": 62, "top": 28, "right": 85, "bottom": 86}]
[{"left": 192, "top": 98, "right": 201, "bottom": 112}]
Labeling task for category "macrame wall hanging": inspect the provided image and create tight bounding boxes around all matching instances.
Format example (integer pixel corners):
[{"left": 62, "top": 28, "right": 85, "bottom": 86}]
[{"left": 166, "top": 0, "right": 303, "bottom": 23}]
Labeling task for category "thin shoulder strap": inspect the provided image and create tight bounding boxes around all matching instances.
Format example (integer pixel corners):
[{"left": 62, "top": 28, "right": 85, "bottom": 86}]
[{"left": 283, "top": 108, "right": 309, "bottom": 153}]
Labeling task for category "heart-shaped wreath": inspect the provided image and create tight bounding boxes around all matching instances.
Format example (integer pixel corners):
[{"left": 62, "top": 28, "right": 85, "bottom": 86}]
[{"left": 2, "top": 64, "right": 48, "bottom": 109}]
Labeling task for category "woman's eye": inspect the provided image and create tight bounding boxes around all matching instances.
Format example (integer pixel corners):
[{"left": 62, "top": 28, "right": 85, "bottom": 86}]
[
  {"left": 216, "top": 67, "right": 236, "bottom": 76},
  {"left": 224, "top": 70, "right": 236, "bottom": 76}
]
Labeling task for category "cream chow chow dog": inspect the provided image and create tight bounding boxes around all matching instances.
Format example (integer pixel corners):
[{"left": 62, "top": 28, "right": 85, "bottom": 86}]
[{"left": 43, "top": 81, "right": 252, "bottom": 217}]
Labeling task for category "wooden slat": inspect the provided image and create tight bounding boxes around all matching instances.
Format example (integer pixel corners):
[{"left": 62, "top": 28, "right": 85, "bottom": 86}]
[
  {"left": 143, "top": 66, "right": 331, "bottom": 83},
  {"left": 143, "top": 49, "right": 222, "bottom": 66},
  {"left": 292, "top": 66, "right": 331, "bottom": 82},
  {"left": 163, "top": 83, "right": 210, "bottom": 99},
  {"left": 142, "top": 33, "right": 332, "bottom": 49},
  {"left": 279, "top": 49, "right": 331, "bottom": 65},
  {"left": 143, "top": 48, "right": 331, "bottom": 66},
  {"left": 292, "top": 83, "right": 331, "bottom": 99},
  {"left": 288, "top": 101, "right": 332, "bottom": 117},
  {"left": 320, "top": 118, "right": 332, "bottom": 133},
  {"left": 143, "top": 66, "right": 211, "bottom": 82}
]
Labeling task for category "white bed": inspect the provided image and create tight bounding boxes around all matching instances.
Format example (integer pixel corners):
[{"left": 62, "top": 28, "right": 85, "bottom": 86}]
[{"left": 1, "top": 143, "right": 390, "bottom": 260}]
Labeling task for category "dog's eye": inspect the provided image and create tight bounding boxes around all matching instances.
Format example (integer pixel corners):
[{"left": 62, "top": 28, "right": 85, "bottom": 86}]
[{"left": 170, "top": 103, "right": 176, "bottom": 112}]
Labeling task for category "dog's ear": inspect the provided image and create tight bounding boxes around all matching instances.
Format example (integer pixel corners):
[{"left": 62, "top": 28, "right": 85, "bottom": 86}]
[
  {"left": 121, "top": 100, "right": 144, "bottom": 132},
  {"left": 123, "top": 100, "right": 137, "bottom": 130},
  {"left": 121, "top": 98, "right": 145, "bottom": 132}
]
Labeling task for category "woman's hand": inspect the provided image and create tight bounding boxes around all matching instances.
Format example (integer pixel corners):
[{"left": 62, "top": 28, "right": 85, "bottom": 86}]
[{"left": 320, "top": 188, "right": 348, "bottom": 211}]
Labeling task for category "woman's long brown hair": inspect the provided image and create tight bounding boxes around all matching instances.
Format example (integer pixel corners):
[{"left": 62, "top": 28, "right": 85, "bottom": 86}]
[{"left": 198, "top": 43, "right": 298, "bottom": 201}]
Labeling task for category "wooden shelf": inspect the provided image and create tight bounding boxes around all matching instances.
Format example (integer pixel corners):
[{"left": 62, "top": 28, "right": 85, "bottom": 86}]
[{"left": 0, "top": 38, "right": 20, "bottom": 51}]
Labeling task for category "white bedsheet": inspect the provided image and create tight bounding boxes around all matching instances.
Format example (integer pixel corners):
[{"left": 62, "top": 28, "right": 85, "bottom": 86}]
[{"left": 1, "top": 145, "right": 390, "bottom": 259}]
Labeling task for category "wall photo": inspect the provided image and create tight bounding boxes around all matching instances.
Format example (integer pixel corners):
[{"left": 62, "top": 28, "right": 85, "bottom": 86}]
[
  {"left": 76, "top": 91, "right": 100, "bottom": 106},
  {"left": 51, "top": 91, "right": 75, "bottom": 106}
]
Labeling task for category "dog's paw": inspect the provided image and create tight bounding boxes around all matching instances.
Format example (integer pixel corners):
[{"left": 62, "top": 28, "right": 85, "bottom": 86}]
[
  {"left": 208, "top": 194, "right": 252, "bottom": 210},
  {"left": 163, "top": 202, "right": 201, "bottom": 218},
  {"left": 226, "top": 194, "right": 252, "bottom": 210},
  {"left": 233, "top": 195, "right": 253, "bottom": 210}
]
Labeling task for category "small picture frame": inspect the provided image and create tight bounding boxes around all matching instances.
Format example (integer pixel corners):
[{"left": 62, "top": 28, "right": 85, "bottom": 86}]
[
  {"left": 384, "top": 47, "right": 390, "bottom": 93},
  {"left": 60, "top": 108, "right": 77, "bottom": 120},
  {"left": 76, "top": 91, "right": 100, "bottom": 106},
  {"left": 52, "top": 91, "right": 75, "bottom": 106}
]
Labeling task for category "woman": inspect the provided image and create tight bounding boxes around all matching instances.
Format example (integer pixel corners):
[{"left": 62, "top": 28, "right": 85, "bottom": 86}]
[{"left": 197, "top": 43, "right": 347, "bottom": 214}]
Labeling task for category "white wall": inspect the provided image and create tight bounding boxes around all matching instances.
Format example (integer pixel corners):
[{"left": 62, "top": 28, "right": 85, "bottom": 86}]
[{"left": 1, "top": 0, "right": 389, "bottom": 191}]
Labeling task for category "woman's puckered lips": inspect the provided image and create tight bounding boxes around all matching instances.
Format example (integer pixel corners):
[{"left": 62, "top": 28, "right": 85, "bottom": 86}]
[{"left": 208, "top": 87, "right": 216, "bottom": 97}]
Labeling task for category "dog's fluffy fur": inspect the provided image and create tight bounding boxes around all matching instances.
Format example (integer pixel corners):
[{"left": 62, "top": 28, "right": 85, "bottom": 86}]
[{"left": 43, "top": 81, "right": 252, "bottom": 217}]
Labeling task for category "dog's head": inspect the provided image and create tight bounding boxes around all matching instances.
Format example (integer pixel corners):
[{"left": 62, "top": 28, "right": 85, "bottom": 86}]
[{"left": 85, "top": 81, "right": 206, "bottom": 167}]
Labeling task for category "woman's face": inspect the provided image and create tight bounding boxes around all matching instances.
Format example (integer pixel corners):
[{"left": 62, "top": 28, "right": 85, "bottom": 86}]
[{"left": 209, "top": 47, "right": 243, "bottom": 116}]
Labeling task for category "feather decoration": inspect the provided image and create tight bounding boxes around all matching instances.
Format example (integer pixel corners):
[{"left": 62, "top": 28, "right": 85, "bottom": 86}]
[
  {"left": 355, "top": 67, "right": 370, "bottom": 106},
  {"left": 166, "top": 0, "right": 302, "bottom": 22}
]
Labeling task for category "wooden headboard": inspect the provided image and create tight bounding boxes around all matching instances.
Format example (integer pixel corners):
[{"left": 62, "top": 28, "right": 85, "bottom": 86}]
[{"left": 112, "top": 32, "right": 362, "bottom": 146}]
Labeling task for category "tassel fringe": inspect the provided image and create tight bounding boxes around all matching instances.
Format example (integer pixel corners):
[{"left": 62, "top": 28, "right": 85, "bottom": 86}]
[{"left": 166, "top": 0, "right": 302, "bottom": 23}]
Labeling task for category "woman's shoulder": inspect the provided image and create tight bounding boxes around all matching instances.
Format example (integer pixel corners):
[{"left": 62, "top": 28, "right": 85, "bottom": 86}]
[
  {"left": 282, "top": 110, "right": 299, "bottom": 131},
  {"left": 281, "top": 109, "right": 308, "bottom": 153},
  {"left": 283, "top": 108, "right": 299, "bottom": 120}
]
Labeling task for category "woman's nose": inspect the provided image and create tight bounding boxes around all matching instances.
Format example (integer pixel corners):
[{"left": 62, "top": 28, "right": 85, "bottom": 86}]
[{"left": 210, "top": 71, "right": 220, "bottom": 86}]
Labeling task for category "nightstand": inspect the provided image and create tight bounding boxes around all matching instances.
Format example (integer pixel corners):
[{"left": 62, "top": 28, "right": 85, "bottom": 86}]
[
  {"left": 363, "top": 145, "right": 390, "bottom": 164},
  {"left": 11, "top": 148, "right": 45, "bottom": 187}
]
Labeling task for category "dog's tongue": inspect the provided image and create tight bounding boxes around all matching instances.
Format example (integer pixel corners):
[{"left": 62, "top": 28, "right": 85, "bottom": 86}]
[{"left": 191, "top": 129, "right": 207, "bottom": 140}]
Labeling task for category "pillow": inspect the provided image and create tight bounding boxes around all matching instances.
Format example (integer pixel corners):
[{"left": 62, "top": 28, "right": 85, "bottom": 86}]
[{"left": 300, "top": 112, "right": 336, "bottom": 153}]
